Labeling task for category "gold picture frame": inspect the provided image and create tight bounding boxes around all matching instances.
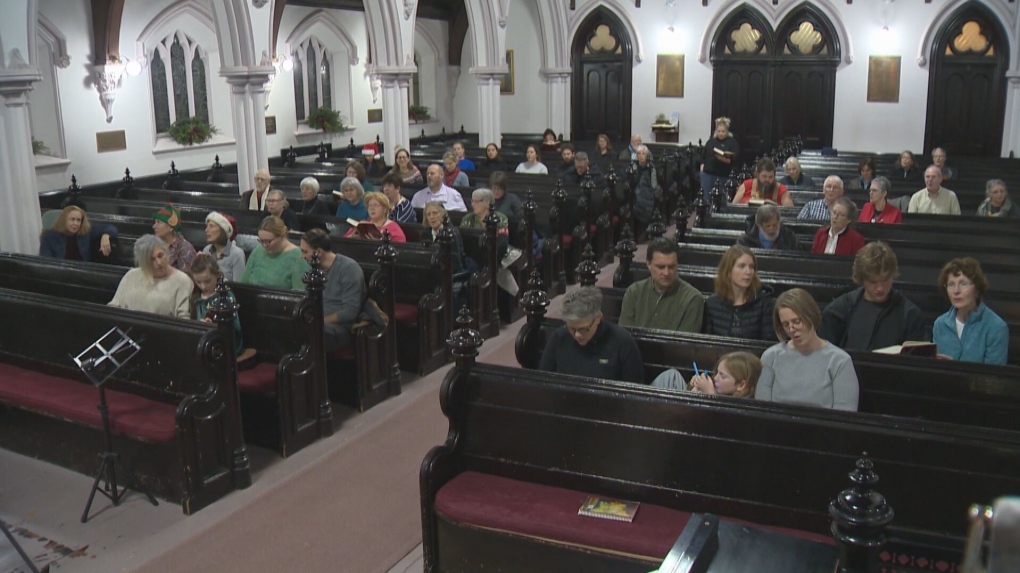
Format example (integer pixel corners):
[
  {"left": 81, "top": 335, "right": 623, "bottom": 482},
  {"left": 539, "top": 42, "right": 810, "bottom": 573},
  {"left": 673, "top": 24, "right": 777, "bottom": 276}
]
[
  {"left": 500, "top": 50, "right": 515, "bottom": 95},
  {"left": 656, "top": 54, "right": 684, "bottom": 98},
  {"left": 867, "top": 56, "right": 901, "bottom": 103}
]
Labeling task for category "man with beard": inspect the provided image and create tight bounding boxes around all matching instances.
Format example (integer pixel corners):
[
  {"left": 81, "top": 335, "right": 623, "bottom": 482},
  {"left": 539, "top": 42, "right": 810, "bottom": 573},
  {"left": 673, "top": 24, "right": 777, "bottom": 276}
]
[
  {"left": 732, "top": 158, "right": 794, "bottom": 207},
  {"left": 737, "top": 204, "right": 803, "bottom": 251},
  {"left": 241, "top": 168, "right": 272, "bottom": 211},
  {"left": 798, "top": 175, "right": 846, "bottom": 220}
]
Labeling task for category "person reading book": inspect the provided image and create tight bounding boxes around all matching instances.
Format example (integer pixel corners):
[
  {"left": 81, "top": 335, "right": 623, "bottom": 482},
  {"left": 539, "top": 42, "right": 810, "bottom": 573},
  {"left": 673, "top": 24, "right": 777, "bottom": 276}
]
[
  {"left": 731, "top": 158, "right": 794, "bottom": 207},
  {"left": 700, "top": 116, "right": 739, "bottom": 201},
  {"left": 818, "top": 241, "right": 928, "bottom": 352},
  {"left": 343, "top": 192, "right": 406, "bottom": 243}
]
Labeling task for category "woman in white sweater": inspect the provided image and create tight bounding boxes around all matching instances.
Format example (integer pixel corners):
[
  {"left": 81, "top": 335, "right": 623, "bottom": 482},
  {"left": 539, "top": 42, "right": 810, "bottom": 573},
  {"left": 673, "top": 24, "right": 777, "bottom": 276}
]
[
  {"left": 515, "top": 144, "right": 548, "bottom": 175},
  {"left": 109, "top": 234, "right": 193, "bottom": 318},
  {"left": 755, "top": 288, "right": 859, "bottom": 411}
]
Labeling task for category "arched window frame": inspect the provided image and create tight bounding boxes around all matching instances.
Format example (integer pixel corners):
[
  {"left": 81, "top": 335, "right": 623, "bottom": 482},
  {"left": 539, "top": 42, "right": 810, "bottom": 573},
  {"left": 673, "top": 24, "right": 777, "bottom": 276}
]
[
  {"left": 408, "top": 51, "right": 422, "bottom": 109},
  {"left": 292, "top": 35, "right": 335, "bottom": 123},
  {"left": 30, "top": 14, "right": 70, "bottom": 163},
  {"left": 148, "top": 29, "right": 212, "bottom": 135}
]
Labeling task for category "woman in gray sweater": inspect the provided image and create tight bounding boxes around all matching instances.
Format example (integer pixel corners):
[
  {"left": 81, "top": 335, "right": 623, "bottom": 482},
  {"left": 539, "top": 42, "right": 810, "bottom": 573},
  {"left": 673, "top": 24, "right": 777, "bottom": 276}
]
[{"left": 755, "top": 288, "right": 859, "bottom": 411}]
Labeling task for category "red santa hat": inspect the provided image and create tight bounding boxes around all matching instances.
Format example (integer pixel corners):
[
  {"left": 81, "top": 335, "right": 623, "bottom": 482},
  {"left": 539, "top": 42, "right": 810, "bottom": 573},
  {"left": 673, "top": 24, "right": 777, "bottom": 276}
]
[{"left": 362, "top": 143, "right": 380, "bottom": 159}]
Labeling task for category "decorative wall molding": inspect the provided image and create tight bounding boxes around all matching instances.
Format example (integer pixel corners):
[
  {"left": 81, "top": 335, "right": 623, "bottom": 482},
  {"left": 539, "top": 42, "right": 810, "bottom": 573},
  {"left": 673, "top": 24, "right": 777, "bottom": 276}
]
[
  {"left": 404, "top": 0, "right": 416, "bottom": 20},
  {"left": 567, "top": 0, "right": 645, "bottom": 63},
  {"left": 91, "top": 64, "right": 124, "bottom": 122},
  {"left": 253, "top": 0, "right": 269, "bottom": 8},
  {"left": 37, "top": 14, "right": 70, "bottom": 68},
  {"left": 915, "top": 0, "right": 1014, "bottom": 68}
]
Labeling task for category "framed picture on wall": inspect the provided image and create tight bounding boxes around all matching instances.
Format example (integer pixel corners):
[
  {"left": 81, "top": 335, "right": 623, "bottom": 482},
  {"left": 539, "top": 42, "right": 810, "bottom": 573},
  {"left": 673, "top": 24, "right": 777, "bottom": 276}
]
[
  {"left": 867, "top": 56, "right": 901, "bottom": 103},
  {"left": 500, "top": 50, "right": 515, "bottom": 95},
  {"left": 656, "top": 54, "right": 684, "bottom": 98}
]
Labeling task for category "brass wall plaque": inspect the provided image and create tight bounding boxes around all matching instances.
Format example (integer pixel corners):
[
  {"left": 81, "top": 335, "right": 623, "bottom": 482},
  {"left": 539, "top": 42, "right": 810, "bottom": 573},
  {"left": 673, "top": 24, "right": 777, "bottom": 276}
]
[
  {"left": 867, "top": 56, "right": 901, "bottom": 103},
  {"left": 656, "top": 54, "right": 685, "bottom": 98},
  {"left": 367, "top": 108, "right": 383, "bottom": 123},
  {"left": 96, "top": 130, "right": 127, "bottom": 153},
  {"left": 265, "top": 115, "right": 277, "bottom": 135}
]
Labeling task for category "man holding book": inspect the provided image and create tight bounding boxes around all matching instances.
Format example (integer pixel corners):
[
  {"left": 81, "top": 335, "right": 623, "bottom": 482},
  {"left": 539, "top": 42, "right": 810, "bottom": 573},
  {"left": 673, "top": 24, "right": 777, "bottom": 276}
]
[
  {"left": 818, "top": 241, "right": 928, "bottom": 351},
  {"left": 411, "top": 164, "right": 467, "bottom": 212}
]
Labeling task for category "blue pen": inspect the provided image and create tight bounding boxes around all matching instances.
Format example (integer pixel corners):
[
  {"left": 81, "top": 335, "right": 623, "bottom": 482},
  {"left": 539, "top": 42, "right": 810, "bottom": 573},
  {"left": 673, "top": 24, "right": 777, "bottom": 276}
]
[{"left": 692, "top": 362, "right": 700, "bottom": 377}]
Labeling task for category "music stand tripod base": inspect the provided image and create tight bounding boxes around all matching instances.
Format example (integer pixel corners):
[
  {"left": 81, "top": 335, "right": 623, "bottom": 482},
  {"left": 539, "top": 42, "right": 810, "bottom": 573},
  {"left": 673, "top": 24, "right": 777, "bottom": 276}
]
[{"left": 72, "top": 327, "right": 159, "bottom": 523}]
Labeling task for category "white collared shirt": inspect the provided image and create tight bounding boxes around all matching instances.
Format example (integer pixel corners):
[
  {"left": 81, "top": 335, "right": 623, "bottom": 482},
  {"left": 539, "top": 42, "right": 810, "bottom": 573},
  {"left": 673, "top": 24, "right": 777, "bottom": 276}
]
[{"left": 410, "top": 184, "right": 467, "bottom": 211}]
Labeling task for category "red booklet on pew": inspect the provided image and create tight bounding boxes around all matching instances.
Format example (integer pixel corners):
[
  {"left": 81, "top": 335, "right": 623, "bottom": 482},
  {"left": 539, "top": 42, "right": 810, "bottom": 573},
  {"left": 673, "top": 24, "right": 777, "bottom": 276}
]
[
  {"left": 345, "top": 218, "right": 382, "bottom": 240},
  {"left": 873, "top": 341, "right": 938, "bottom": 358},
  {"left": 578, "top": 496, "right": 640, "bottom": 523}
]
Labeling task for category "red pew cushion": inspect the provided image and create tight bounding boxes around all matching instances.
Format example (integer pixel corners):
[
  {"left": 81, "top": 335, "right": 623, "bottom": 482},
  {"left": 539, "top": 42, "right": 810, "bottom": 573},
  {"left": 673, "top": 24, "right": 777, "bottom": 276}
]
[
  {"left": 561, "top": 235, "right": 573, "bottom": 248},
  {"left": 237, "top": 361, "right": 278, "bottom": 395},
  {"left": 0, "top": 362, "right": 176, "bottom": 443},
  {"left": 393, "top": 303, "right": 418, "bottom": 326}
]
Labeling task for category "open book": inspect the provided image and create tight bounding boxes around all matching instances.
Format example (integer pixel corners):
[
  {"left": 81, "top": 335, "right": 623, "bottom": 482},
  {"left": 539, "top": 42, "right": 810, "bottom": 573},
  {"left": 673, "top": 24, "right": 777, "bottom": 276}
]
[
  {"left": 713, "top": 147, "right": 735, "bottom": 158},
  {"left": 346, "top": 218, "right": 382, "bottom": 240},
  {"left": 873, "top": 341, "right": 938, "bottom": 357}
]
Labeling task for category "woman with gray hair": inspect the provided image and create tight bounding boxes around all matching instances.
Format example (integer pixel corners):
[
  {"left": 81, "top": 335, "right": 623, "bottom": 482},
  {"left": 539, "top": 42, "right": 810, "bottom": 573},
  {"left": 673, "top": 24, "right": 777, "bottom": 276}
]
[
  {"left": 461, "top": 188, "right": 510, "bottom": 255},
  {"left": 976, "top": 179, "right": 1020, "bottom": 217},
  {"left": 811, "top": 196, "right": 865, "bottom": 256},
  {"left": 334, "top": 177, "right": 368, "bottom": 221},
  {"left": 265, "top": 188, "right": 301, "bottom": 230},
  {"left": 537, "top": 286, "right": 644, "bottom": 384},
  {"left": 858, "top": 176, "right": 902, "bottom": 224},
  {"left": 108, "top": 234, "right": 193, "bottom": 318},
  {"left": 780, "top": 157, "right": 812, "bottom": 186},
  {"left": 737, "top": 204, "right": 803, "bottom": 251},
  {"left": 299, "top": 177, "right": 331, "bottom": 217}
]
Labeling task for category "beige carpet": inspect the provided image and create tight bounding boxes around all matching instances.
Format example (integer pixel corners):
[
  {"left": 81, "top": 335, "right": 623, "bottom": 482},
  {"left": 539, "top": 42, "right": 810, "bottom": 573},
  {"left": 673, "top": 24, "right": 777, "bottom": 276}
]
[{"left": 134, "top": 379, "right": 449, "bottom": 573}]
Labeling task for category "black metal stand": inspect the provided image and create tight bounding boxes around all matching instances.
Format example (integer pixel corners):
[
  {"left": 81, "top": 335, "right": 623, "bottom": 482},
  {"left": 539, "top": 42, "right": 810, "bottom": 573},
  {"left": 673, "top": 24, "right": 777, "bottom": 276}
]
[
  {"left": 80, "top": 386, "right": 158, "bottom": 523},
  {"left": 0, "top": 519, "right": 42, "bottom": 573}
]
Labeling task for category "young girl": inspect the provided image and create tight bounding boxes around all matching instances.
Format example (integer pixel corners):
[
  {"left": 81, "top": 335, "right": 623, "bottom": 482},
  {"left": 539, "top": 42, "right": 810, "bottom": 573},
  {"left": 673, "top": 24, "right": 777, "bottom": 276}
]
[
  {"left": 191, "top": 254, "right": 244, "bottom": 357},
  {"left": 687, "top": 352, "right": 762, "bottom": 398}
]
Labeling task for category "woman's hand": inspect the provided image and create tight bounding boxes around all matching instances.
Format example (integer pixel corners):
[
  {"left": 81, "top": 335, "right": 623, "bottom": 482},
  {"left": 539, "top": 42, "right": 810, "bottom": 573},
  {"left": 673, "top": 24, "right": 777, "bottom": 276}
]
[
  {"left": 936, "top": 353, "right": 954, "bottom": 361},
  {"left": 100, "top": 234, "right": 112, "bottom": 256},
  {"left": 689, "top": 373, "right": 716, "bottom": 394}
]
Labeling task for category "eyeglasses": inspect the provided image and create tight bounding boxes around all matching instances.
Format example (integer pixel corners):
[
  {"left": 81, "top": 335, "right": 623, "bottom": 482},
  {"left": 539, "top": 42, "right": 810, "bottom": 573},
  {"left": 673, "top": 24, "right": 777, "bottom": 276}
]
[
  {"left": 567, "top": 317, "right": 598, "bottom": 337},
  {"left": 946, "top": 280, "right": 974, "bottom": 291},
  {"left": 257, "top": 236, "right": 277, "bottom": 247},
  {"left": 780, "top": 317, "right": 803, "bottom": 331}
]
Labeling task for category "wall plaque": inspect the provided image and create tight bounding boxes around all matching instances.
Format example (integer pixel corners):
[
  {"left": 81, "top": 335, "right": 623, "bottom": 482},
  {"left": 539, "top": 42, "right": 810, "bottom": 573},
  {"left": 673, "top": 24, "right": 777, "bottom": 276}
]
[
  {"left": 367, "top": 108, "right": 383, "bottom": 123},
  {"left": 656, "top": 54, "right": 684, "bottom": 98},
  {"left": 867, "top": 56, "right": 901, "bottom": 103},
  {"left": 96, "top": 130, "right": 126, "bottom": 153},
  {"left": 265, "top": 115, "right": 277, "bottom": 135}
]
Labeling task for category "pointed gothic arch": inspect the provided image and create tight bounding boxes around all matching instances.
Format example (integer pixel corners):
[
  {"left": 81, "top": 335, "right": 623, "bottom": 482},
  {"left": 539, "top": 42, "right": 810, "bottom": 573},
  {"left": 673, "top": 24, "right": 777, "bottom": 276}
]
[
  {"left": 570, "top": 7, "right": 633, "bottom": 141},
  {"left": 924, "top": 2, "right": 1009, "bottom": 157}
]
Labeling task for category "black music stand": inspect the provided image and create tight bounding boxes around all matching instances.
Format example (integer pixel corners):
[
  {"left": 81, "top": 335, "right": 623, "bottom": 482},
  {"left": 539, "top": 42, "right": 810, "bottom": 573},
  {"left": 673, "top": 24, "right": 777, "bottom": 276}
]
[
  {"left": 0, "top": 520, "right": 42, "bottom": 573},
  {"left": 72, "top": 327, "right": 159, "bottom": 523}
]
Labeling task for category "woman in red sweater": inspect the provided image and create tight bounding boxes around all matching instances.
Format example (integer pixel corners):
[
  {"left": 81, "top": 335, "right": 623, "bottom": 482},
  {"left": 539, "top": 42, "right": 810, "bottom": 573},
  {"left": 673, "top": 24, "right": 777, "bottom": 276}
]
[
  {"left": 857, "top": 176, "right": 902, "bottom": 224},
  {"left": 812, "top": 196, "right": 865, "bottom": 256}
]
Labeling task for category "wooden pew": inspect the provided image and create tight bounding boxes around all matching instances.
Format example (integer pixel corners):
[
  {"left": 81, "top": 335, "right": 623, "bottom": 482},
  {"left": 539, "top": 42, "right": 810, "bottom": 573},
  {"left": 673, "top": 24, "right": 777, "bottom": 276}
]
[
  {"left": 0, "top": 285, "right": 250, "bottom": 514},
  {"left": 421, "top": 345, "right": 1018, "bottom": 570}
]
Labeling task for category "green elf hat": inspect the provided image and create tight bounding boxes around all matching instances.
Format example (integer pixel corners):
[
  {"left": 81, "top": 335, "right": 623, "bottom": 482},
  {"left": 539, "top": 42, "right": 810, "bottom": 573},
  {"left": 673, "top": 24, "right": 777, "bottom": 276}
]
[{"left": 153, "top": 203, "right": 182, "bottom": 231}]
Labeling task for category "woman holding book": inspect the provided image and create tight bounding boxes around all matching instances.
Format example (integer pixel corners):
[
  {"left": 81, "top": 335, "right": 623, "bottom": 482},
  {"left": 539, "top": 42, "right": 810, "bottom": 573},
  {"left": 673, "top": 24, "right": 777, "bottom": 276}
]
[
  {"left": 932, "top": 258, "right": 1008, "bottom": 365},
  {"left": 344, "top": 192, "right": 406, "bottom": 243},
  {"left": 700, "top": 116, "right": 739, "bottom": 202},
  {"left": 702, "top": 245, "right": 775, "bottom": 340},
  {"left": 755, "top": 288, "right": 860, "bottom": 411}
]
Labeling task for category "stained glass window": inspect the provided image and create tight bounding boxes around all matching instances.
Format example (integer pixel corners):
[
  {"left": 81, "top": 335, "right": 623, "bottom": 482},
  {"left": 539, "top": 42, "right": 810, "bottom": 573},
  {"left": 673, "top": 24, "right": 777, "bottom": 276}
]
[
  {"left": 150, "top": 50, "right": 171, "bottom": 133},
  {"left": 293, "top": 49, "right": 305, "bottom": 120},
  {"left": 293, "top": 37, "right": 333, "bottom": 123},
  {"left": 150, "top": 31, "right": 211, "bottom": 135}
]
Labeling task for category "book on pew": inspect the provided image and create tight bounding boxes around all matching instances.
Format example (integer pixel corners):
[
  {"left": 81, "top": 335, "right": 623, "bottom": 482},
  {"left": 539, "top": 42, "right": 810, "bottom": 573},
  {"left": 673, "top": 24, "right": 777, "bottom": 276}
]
[
  {"left": 873, "top": 341, "right": 938, "bottom": 358},
  {"left": 578, "top": 496, "right": 640, "bottom": 523},
  {"left": 713, "top": 148, "right": 735, "bottom": 158},
  {"left": 345, "top": 218, "right": 383, "bottom": 240}
]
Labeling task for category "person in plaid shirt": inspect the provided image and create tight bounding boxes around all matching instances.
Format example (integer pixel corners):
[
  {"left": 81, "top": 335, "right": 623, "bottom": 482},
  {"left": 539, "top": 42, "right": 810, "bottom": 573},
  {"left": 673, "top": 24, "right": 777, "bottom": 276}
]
[{"left": 798, "top": 175, "right": 844, "bottom": 221}]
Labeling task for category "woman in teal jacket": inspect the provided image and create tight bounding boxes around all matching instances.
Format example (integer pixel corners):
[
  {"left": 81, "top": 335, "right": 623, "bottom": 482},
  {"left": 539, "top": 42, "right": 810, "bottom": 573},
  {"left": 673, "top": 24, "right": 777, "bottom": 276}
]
[{"left": 932, "top": 258, "right": 1008, "bottom": 365}]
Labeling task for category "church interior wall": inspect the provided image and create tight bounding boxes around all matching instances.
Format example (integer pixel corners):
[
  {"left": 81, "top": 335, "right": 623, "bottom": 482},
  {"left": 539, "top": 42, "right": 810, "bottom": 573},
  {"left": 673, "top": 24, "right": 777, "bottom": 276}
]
[
  {"left": 497, "top": 0, "right": 548, "bottom": 138},
  {"left": 452, "top": 27, "right": 480, "bottom": 135}
]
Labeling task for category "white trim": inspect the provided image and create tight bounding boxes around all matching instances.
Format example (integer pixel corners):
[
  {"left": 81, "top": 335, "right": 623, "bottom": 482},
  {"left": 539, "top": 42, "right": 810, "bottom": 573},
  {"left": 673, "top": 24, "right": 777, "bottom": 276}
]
[
  {"left": 915, "top": 0, "right": 1014, "bottom": 68},
  {"left": 535, "top": 1, "right": 569, "bottom": 70},
  {"left": 134, "top": 0, "right": 216, "bottom": 62},
  {"left": 567, "top": 0, "right": 645, "bottom": 63},
  {"left": 152, "top": 133, "right": 236, "bottom": 155},
  {"left": 33, "top": 15, "right": 68, "bottom": 159},
  {"left": 33, "top": 154, "right": 70, "bottom": 169}
]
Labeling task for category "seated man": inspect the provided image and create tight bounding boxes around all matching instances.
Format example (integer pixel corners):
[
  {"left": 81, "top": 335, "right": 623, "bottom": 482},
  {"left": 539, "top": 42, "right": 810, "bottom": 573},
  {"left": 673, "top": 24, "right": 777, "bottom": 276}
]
[
  {"left": 618, "top": 133, "right": 652, "bottom": 162},
  {"left": 539, "top": 287, "right": 644, "bottom": 384},
  {"left": 299, "top": 228, "right": 367, "bottom": 352},
  {"left": 780, "top": 157, "right": 812, "bottom": 186},
  {"left": 557, "top": 143, "right": 576, "bottom": 173},
  {"left": 410, "top": 164, "right": 467, "bottom": 211},
  {"left": 241, "top": 168, "right": 271, "bottom": 210},
  {"left": 818, "top": 241, "right": 928, "bottom": 351},
  {"left": 909, "top": 166, "right": 961, "bottom": 215},
  {"left": 931, "top": 147, "right": 956, "bottom": 181},
  {"left": 797, "top": 175, "right": 844, "bottom": 220},
  {"left": 559, "top": 152, "right": 603, "bottom": 186},
  {"left": 737, "top": 204, "right": 803, "bottom": 251},
  {"left": 732, "top": 158, "right": 794, "bottom": 207},
  {"left": 620, "top": 238, "right": 704, "bottom": 332}
]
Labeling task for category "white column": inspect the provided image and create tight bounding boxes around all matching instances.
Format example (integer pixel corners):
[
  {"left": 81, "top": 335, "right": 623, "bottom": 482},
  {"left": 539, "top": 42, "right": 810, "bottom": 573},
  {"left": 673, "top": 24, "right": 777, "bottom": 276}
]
[
  {"left": 540, "top": 68, "right": 571, "bottom": 139},
  {"left": 378, "top": 72, "right": 412, "bottom": 164},
  {"left": 471, "top": 70, "right": 502, "bottom": 146},
  {"left": 0, "top": 68, "right": 43, "bottom": 254},
  {"left": 222, "top": 69, "right": 272, "bottom": 193},
  {"left": 1002, "top": 74, "right": 1020, "bottom": 157}
]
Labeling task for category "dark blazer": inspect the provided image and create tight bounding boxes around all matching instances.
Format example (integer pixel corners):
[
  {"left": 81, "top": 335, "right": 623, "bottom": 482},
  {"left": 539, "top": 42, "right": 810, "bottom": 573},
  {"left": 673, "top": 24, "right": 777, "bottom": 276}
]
[
  {"left": 39, "top": 223, "right": 118, "bottom": 262},
  {"left": 421, "top": 225, "right": 465, "bottom": 274},
  {"left": 737, "top": 225, "right": 803, "bottom": 251}
]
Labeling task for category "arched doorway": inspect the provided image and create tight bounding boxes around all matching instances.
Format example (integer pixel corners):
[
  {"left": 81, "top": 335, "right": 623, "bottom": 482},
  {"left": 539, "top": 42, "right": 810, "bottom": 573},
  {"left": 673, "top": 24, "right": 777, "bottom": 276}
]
[
  {"left": 710, "top": 6, "right": 839, "bottom": 160},
  {"left": 570, "top": 8, "right": 632, "bottom": 142},
  {"left": 924, "top": 3, "right": 1008, "bottom": 157}
]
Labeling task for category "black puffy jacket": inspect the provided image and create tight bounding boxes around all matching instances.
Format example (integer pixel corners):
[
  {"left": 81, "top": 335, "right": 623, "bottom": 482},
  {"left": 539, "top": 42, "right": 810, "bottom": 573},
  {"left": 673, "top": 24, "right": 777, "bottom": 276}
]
[{"left": 702, "top": 285, "right": 777, "bottom": 341}]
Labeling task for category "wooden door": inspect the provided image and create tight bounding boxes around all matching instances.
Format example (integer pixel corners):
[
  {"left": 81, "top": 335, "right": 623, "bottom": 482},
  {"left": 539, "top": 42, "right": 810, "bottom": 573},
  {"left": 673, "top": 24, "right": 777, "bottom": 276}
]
[
  {"left": 925, "top": 5, "right": 1008, "bottom": 157},
  {"left": 571, "top": 8, "right": 632, "bottom": 142},
  {"left": 771, "top": 61, "right": 835, "bottom": 151},
  {"left": 711, "top": 62, "right": 771, "bottom": 161}
]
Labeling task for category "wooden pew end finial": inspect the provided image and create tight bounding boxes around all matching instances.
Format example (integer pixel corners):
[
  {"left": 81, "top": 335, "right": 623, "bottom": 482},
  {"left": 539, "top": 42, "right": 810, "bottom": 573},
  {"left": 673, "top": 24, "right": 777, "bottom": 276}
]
[
  {"left": 829, "top": 454, "right": 895, "bottom": 572},
  {"left": 447, "top": 306, "right": 483, "bottom": 365}
]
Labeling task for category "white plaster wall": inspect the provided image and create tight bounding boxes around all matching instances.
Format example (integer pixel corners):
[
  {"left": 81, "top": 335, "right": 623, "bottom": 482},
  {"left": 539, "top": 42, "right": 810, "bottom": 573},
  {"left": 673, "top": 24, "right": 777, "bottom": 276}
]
[
  {"left": 453, "top": 30, "right": 480, "bottom": 134},
  {"left": 413, "top": 19, "right": 453, "bottom": 139},
  {"left": 28, "top": 37, "right": 63, "bottom": 158},
  {"left": 499, "top": 0, "right": 546, "bottom": 136}
]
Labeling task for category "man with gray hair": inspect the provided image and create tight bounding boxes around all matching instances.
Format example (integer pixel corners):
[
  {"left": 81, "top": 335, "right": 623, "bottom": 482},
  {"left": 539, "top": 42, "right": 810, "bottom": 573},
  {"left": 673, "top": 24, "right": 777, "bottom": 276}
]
[
  {"left": 539, "top": 286, "right": 644, "bottom": 384},
  {"left": 559, "top": 151, "right": 603, "bottom": 186},
  {"left": 798, "top": 175, "right": 843, "bottom": 220},
  {"left": 737, "top": 204, "right": 803, "bottom": 251},
  {"left": 241, "top": 168, "right": 272, "bottom": 210}
]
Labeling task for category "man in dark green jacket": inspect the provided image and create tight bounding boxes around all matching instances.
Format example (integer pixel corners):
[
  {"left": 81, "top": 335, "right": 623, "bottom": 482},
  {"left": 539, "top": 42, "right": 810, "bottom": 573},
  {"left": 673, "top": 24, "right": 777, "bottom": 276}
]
[{"left": 619, "top": 238, "right": 704, "bottom": 332}]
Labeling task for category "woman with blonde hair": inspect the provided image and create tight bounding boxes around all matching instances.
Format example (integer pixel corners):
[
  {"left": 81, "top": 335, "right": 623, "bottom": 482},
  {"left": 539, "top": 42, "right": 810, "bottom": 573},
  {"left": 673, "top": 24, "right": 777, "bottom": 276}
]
[
  {"left": 240, "top": 216, "right": 309, "bottom": 290},
  {"left": 344, "top": 191, "right": 407, "bottom": 242},
  {"left": 687, "top": 352, "right": 762, "bottom": 398},
  {"left": 755, "top": 288, "right": 859, "bottom": 411},
  {"left": 39, "top": 205, "right": 116, "bottom": 261},
  {"left": 702, "top": 244, "right": 775, "bottom": 340},
  {"left": 700, "top": 116, "right": 739, "bottom": 201}
]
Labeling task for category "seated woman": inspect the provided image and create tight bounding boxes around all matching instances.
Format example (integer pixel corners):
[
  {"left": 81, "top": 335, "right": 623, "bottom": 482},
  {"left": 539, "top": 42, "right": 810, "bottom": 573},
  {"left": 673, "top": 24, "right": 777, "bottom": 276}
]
[
  {"left": 755, "top": 288, "right": 860, "bottom": 411},
  {"left": 389, "top": 147, "right": 423, "bottom": 186},
  {"left": 344, "top": 191, "right": 406, "bottom": 243},
  {"left": 857, "top": 176, "right": 902, "bottom": 224},
  {"left": 976, "top": 179, "right": 1020, "bottom": 218},
  {"left": 298, "top": 177, "right": 332, "bottom": 216},
  {"left": 460, "top": 187, "right": 510, "bottom": 252},
  {"left": 421, "top": 201, "right": 465, "bottom": 274},
  {"left": 687, "top": 352, "right": 762, "bottom": 398},
  {"left": 381, "top": 173, "right": 415, "bottom": 223},
  {"left": 630, "top": 144, "right": 660, "bottom": 233},
  {"left": 453, "top": 142, "right": 475, "bottom": 171},
  {"left": 39, "top": 205, "right": 116, "bottom": 261},
  {"left": 888, "top": 150, "right": 922, "bottom": 187},
  {"left": 240, "top": 216, "right": 310, "bottom": 290},
  {"left": 152, "top": 203, "right": 197, "bottom": 271},
  {"left": 932, "top": 258, "right": 1008, "bottom": 365},
  {"left": 335, "top": 177, "right": 369, "bottom": 221},
  {"left": 593, "top": 133, "right": 614, "bottom": 158},
  {"left": 779, "top": 157, "right": 811, "bottom": 186},
  {"left": 361, "top": 144, "right": 387, "bottom": 177},
  {"left": 202, "top": 211, "right": 246, "bottom": 281},
  {"left": 189, "top": 253, "right": 244, "bottom": 356},
  {"left": 540, "top": 128, "right": 559, "bottom": 151},
  {"left": 108, "top": 234, "right": 193, "bottom": 318},
  {"left": 811, "top": 197, "right": 865, "bottom": 256},
  {"left": 703, "top": 245, "right": 775, "bottom": 340},
  {"left": 481, "top": 143, "right": 509, "bottom": 171},
  {"left": 265, "top": 189, "right": 301, "bottom": 231},
  {"left": 732, "top": 158, "right": 794, "bottom": 207},
  {"left": 848, "top": 157, "right": 876, "bottom": 191},
  {"left": 443, "top": 151, "right": 469, "bottom": 187},
  {"left": 515, "top": 144, "right": 548, "bottom": 175},
  {"left": 343, "top": 159, "right": 374, "bottom": 191}
]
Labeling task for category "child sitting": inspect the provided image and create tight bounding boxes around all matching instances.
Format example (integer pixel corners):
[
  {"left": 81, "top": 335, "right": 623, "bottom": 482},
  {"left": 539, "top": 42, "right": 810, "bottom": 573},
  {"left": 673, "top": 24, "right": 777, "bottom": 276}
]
[{"left": 190, "top": 254, "right": 245, "bottom": 358}]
